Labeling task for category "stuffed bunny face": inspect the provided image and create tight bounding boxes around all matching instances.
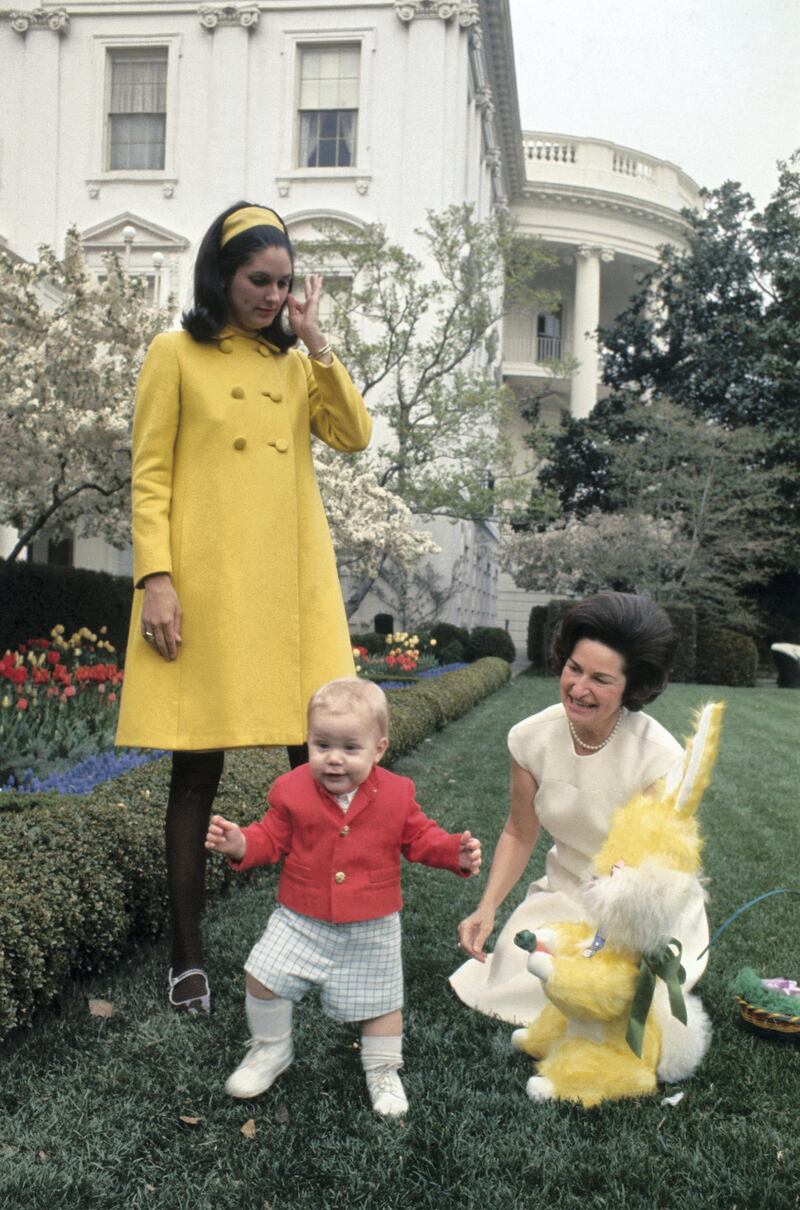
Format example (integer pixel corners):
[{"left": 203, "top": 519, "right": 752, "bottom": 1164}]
[{"left": 582, "top": 858, "right": 702, "bottom": 956}]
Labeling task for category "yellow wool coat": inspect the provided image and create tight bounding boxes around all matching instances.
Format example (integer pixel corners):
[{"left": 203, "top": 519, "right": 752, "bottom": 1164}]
[{"left": 115, "top": 327, "right": 371, "bottom": 751}]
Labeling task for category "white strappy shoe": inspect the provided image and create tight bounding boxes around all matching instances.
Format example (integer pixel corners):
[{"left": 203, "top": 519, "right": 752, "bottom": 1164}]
[{"left": 168, "top": 967, "right": 211, "bottom": 1015}]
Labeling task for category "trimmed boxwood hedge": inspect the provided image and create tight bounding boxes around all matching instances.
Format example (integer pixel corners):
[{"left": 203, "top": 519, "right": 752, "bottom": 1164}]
[
  {"left": 695, "top": 625, "right": 758, "bottom": 687},
  {"left": 466, "top": 626, "right": 516, "bottom": 664},
  {"left": 0, "top": 658, "right": 511, "bottom": 1041},
  {"left": 0, "top": 560, "right": 133, "bottom": 655}
]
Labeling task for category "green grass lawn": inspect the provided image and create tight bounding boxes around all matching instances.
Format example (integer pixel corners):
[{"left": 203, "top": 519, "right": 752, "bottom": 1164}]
[{"left": 1, "top": 675, "right": 798, "bottom": 1209}]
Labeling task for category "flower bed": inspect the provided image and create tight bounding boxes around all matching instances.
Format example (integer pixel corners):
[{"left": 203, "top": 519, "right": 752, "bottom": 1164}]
[
  {"left": 354, "top": 631, "right": 437, "bottom": 683},
  {"left": 1, "top": 627, "right": 123, "bottom": 788}
]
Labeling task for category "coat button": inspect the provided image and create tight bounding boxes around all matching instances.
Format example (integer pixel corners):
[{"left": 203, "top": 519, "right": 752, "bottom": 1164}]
[
  {"left": 339, "top": 825, "right": 350, "bottom": 837},
  {"left": 271, "top": 391, "right": 283, "bottom": 402},
  {"left": 256, "top": 345, "right": 270, "bottom": 358},
  {"left": 231, "top": 386, "right": 245, "bottom": 399},
  {"left": 275, "top": 438, "right": 289, "bottom": 453},
  {"left": 218, "top": 339, "right": 234, "bottom": 353},
  {"left": 334, "top": 871, "right": 346, "bottom": 884},
  {"left": 233, "top": 437, "right": 246, "bottom": 450}
]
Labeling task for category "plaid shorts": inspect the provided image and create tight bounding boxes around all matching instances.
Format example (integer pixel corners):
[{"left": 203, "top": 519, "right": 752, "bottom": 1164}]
[{"left": 244, "top": 905, "right": 404, "bottom": 1022}]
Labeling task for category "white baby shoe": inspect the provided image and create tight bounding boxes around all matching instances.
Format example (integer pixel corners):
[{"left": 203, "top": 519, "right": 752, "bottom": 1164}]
[
  {"left": 225, "top": 1036, "right": 293, "bottom": 1099},
  {"left": 364, "top": 1066, "right": 409, "bottom": 1117}
]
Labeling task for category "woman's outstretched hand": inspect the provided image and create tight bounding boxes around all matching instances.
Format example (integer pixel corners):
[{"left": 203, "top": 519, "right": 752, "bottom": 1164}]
[
  {"left": 141, "top": 573, "right": 182, "bottom": 661},
  {"left": 457, "top": 904, "right": 496, "bottom": 963}
]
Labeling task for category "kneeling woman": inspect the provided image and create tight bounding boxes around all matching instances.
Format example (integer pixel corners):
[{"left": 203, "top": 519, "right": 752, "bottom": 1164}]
[{"left": 450, "top": 591, "right": 709, "bottom": 1024}]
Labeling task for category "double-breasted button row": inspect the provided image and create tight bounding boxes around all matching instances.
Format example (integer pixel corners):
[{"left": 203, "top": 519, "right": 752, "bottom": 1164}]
[
  {"left": 233, "top": 436, "right": 289, "bottom": 452},
  {"left": 261, "top": 390, "right": 283, "bottom": 403},
  {"left": 334, "top": 871, "right": 346, "bottom": 884}
]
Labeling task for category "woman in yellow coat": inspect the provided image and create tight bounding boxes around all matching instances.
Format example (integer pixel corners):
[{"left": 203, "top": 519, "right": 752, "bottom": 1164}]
[{"left": 116, "top": 202, "right": 371, "bottom": 1013}]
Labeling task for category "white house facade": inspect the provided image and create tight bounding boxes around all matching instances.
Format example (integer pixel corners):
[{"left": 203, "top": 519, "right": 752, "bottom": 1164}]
[{"left": 1, "top": 0, "right": 701, "bottom": 648}]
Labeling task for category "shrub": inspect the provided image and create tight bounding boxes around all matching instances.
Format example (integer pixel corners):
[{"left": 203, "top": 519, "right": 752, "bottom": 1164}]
[
  {"left": 527, "top": 605, "right": 549, "bottom": 669},
  {"left": 349, "top": 631, "right": 387, "bottom": 656},
  {"left": 664, "top": 602, "right": 696, "bottom": 683},
  {"left": 430, "top": 622, "right": 470, "bottom": 663},
  {"left": 0, "top": 561, "right": 133, "bottom": 656},
  {"left": 438, "top": 640, "right": 466, "bottom": 665},
  {"left": 467, "top": 626, "right": 515, "bottom": 664},
  {"left": 695, "top": 625, "right": 758, "bottom": 687},
  {"left": 0, "top": 661, "right": 510, "bottom": 1041}
]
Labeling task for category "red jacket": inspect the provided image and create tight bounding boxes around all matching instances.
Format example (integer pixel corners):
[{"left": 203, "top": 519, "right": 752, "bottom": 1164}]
[{"left": 232, "top": 763, "right": 468, "bottom": 923}]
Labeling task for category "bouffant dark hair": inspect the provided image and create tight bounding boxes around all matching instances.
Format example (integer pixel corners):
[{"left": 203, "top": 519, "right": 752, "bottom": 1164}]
[
  {"left": 550, "top": 592, "right": 678, "bottom": 711},
  {"left": 182, "top": 200, "right": 298, "bottom": 351}
]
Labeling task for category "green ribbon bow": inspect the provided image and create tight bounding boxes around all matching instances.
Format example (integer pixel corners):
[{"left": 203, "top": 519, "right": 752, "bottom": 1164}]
[{"left": 626, "top": 938, "right": 687, "bottom": 1058}]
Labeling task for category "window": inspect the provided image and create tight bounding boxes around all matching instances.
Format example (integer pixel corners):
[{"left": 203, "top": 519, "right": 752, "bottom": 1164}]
[
  {"left": 107, "top": 47, "right": 167, "bottom": 171},
  {"left": 297, "top": 45, "right": 359, "bottom": 168}
]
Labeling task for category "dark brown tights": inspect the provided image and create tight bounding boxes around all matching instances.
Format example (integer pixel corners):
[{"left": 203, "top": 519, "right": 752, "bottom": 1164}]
[{"left": 166, "top": 744, "right": 308, "bottom": 995}]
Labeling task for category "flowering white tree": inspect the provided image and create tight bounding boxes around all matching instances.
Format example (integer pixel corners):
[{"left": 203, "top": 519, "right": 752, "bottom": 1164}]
[
  {"left": 502, "top": 510, "right": 689, "bottom": 600},
  {"left": 0, "top": 231, "right": 166, "bottom": 561},
  {"left": 313, "top": 446, "right": 439, "bottom": 616}
]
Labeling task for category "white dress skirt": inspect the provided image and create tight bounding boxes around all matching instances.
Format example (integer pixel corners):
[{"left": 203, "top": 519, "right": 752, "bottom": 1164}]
[{"left": 449, "top": 704, "right": 709, "bottom": 1025}]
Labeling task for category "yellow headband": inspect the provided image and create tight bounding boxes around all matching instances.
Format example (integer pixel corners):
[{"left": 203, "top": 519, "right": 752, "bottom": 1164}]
[{"left": 220, "top": 206, "right": 286, "bottom": 247}]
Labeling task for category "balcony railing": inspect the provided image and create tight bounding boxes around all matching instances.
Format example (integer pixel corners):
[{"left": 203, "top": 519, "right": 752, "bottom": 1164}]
[
  {"left": 521, "top": 131, "right": 701, "bottom": 212},
  {"left": 537, "top": 335, "right": 563, "bottom": 361},
  {"left": 504, "top": 315, "right": 564, "bottom": 366}
]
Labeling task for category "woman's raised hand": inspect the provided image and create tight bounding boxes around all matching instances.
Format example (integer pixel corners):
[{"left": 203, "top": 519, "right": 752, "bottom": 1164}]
[
  {"left": 286, "top": 274, "right": 328, "bottom": 356},
  {"left": 141, "top": 573, "right": 182, "bottom": 662},
  {"left": 457, "top": 904, "right": 496, "bottom": 963}
]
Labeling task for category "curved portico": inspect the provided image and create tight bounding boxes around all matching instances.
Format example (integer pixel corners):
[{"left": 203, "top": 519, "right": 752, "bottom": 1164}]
[{"left": 505, "top": 132, "right": 703, "bottom": 419}]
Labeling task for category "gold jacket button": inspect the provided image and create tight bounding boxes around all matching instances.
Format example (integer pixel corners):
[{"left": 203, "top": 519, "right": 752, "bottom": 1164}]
[
  {"left": 257, "top": 345, "right": 270, "bottom": 358},
  {"left": 339, "top": 825, "right": 350, "bottom": 837},
  {"left": 334, "top": 871, "right": 346, "bottom": 884},
  {"left": 219, "top": 339, "right": 234, "bottom": 354},
  {"left": 271, "top": 391, "right": 283, "bottom": 402},
  {"left": 275, "top": 438, "right": 289, "bottom": 453},
  {"left": 233, "top": 436, "right": 246, "bottom": 450},
  {"left": 231, "top": 386, "right": 245, "bottom": 399}
]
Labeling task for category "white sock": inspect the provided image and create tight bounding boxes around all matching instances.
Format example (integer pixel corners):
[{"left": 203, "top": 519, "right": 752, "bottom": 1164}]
[
  {"left": 245, "top": 993, "right": 293, "bottom": 1042},
  {"left": 360, "top": 1033, "right": 403, "bottom": 1072}
]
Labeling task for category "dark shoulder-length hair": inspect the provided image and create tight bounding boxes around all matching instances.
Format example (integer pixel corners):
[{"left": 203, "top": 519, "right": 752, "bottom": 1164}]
[
  {"left": 550, "top": 592, "right": 678, "bottom": 711},
  {"left": 182, "top": 200, "right": 298, "bottom": 351}
]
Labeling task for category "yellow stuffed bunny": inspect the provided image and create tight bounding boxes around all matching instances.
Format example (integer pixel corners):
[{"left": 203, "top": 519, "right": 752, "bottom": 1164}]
[{"left": 513, "top": 701, "right": 724, "bottom": 1108}]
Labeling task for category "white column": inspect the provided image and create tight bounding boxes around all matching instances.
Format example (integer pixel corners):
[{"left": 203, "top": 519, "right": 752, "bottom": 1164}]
[
  {"left": 15, "top": 19, "right": 68, "bottom": 249},
  {"left": 201, "top": 12, "right": 256, "bottom": 205},
  {"left": 570, "top": 246, "right": 601, "bottom": 419}
]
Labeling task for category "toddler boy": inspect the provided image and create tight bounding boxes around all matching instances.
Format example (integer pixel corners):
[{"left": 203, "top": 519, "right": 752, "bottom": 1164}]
[{"left": 205, "top": 676, "right": 481, "bottom": 1116}]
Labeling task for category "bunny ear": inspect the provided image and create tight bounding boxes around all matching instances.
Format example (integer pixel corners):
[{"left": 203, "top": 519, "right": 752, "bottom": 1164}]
[{"left": 673, "top": 701, "right": 725, "bottom": 818}]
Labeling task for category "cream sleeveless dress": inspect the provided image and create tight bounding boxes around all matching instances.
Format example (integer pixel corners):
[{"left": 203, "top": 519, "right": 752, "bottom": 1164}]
[{"left": 449, "top": 704, "right": 709, "bottom": 1025}]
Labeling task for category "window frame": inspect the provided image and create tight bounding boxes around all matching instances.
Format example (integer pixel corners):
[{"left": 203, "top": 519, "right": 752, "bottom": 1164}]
[
  {"left": 91, "top": 34, "right": 181, "bottom": 181},
  {"left": 296, "top": 43, "right": 361, "bottom": 170},
  {"left": 278, "top": 28, "right": 375, "bottom": 185}
]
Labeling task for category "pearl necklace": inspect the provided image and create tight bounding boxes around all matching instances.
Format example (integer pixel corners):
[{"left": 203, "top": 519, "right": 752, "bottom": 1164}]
[{"left": 568, "top": 709, "right": 623, "bottom": 753}]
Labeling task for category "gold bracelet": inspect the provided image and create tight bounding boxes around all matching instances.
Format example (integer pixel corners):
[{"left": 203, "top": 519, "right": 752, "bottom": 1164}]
[{"left": 308, "top": 342, "right": 332, "bottom": 361}]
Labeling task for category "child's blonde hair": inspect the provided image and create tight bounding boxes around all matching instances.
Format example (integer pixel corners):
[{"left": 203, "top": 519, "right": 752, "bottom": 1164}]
[{"left": 308, "top": 677, "right": 389, "bottom": 739}]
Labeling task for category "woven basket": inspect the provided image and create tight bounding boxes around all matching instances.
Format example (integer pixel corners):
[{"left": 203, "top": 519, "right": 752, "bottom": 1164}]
[{"left": 735, "top": 995, "right": 800, "bottom": 1040}]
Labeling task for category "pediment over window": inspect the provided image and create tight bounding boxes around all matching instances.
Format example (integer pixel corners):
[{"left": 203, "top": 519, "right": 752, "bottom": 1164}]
[{"left": 80, "top": 212, "right": 189, "bottom": 255}]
